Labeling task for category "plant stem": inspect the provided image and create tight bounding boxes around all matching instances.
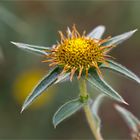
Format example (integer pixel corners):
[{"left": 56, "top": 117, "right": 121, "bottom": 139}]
[{"left": 79, "top": 79, "right": 103, "bottom": 140}]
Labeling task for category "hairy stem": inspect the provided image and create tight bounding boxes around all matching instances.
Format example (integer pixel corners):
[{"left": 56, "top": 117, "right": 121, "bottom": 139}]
[{"left": 79, "top": 79, "right": 103, "bottom": 140}]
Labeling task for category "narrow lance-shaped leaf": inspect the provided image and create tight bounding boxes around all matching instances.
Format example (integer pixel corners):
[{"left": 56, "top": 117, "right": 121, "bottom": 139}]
[
  {"left": 21, "top": 67, "right": 62, "bottom": 112},
  {"left": 115, "top": 105, "right": 140, "bottom": 133},
  {"left": 87, "top": 72, "right": 127, "bottom": 104},
  {"left": 11, "top": 42, "right": 51, "bottom": 55},
  {"left": 91, "top": 94, "right": 105, "bottom": 139},
  {"left": 101, "top": 29, "right": 137, "bottom": 46},
  {"left": 100, "top": 60, "right": 140, "bottom": 84},
  {"left": 87, "top": 25, "right": 106, "bottom": 39},
  {"left": 53, "top": 98, "right": 87, "bottom": 128}
]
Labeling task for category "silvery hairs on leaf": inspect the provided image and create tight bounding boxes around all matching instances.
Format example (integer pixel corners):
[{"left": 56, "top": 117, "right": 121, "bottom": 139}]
[{"left": 11, "top": 42, "right": 50, "bottom": 55}]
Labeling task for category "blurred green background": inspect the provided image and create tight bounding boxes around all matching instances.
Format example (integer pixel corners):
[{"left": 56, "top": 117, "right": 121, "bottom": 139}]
[{"left": 0, "top": 0, "right": 140, "bottom": 139}]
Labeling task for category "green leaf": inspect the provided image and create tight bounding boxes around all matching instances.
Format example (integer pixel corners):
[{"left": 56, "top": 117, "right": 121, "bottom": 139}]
[
  {"left": 91, "top": 95, "right": 105, "bottom": 130},
  {"left": 101, "top": 29, "right": 137, "bottom": 46},
  {"left": 53, "top": 98, "right": 86, "bottom": 128},
  {"left": 115, "top": 105, "right": 140, "bottom": 132},
  {"left": 21, "top": 67, "right": 62, "bottom": 112},
  {"left": 87, "top": 72, "right": 127, "bottom": 104},
  {"left": 11, "top": 42, "right": 50, "bottom": 55},
  {"left": 87, "top": 25, "right": 106, "bottom": 39},
  {"left": 100, "top": 60, "right": 140, "bottom": 84}
]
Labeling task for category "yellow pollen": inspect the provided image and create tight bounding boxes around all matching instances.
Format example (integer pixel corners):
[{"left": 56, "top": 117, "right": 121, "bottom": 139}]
[{"left": 44, "top": 25, "right": 113, "bottom": 81}]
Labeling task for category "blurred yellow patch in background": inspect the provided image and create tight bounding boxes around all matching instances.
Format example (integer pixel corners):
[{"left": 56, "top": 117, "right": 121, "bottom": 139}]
[{"left": 13, "top": 68, "right": 55, "bottom": 110}]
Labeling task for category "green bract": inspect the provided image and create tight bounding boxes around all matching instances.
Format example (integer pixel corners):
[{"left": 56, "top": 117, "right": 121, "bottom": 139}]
[
  {"left": 12, "top": 25, "right": 139, "bottom": 131},
  {"left": 11, "top": 42, "right": 49, "bottom": 55}
]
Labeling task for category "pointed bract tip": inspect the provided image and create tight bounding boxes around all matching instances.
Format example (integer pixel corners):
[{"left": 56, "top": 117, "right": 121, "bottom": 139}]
[
  {"left": 130, "top": 29, "right": 138, "bottom": 35},
  {"left": 52, "top": 119, "right": 57, "bottom": 128},
  {"left": 96, "top": 25, "right": 106, "bottom": 32},
  {"left": 133, "top": 29, "right": 138, "bottom": 32},
  {"left": 98, "top": 25, "right": 106, "bottom": 28},
  {"left": 122, "top": 99, "right": 129, "bottom": 105},
  {"left": 11, "top": 41, "right": 17, "bottom": 45},
  {"left": 53, "top": 124, "right": 57, "bottom": 129},
  {"left": 20, "top": 103, "right": 27, "bottom": 114},
  {"left": 136, "top": 77, "right": 140, "bottom": 84},
  {"left": 20, "top": 107, "right": 24, "bottom": 114},
  {"left": 11, "top": 41, "right": 21, "bottom": 48}
]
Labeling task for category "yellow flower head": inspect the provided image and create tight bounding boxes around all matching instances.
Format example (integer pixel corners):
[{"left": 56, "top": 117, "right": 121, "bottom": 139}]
[{"left": 43, "top": 25, "right": 114, "bottom": 81}]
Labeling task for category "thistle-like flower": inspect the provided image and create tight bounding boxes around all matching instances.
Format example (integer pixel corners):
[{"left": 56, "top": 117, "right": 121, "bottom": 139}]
[
  {"left": 11, "top": 25, "right": 140, "bottom": 133},
  {"left": 43, "top": 25, "right": 113, "bottom": 81}
]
